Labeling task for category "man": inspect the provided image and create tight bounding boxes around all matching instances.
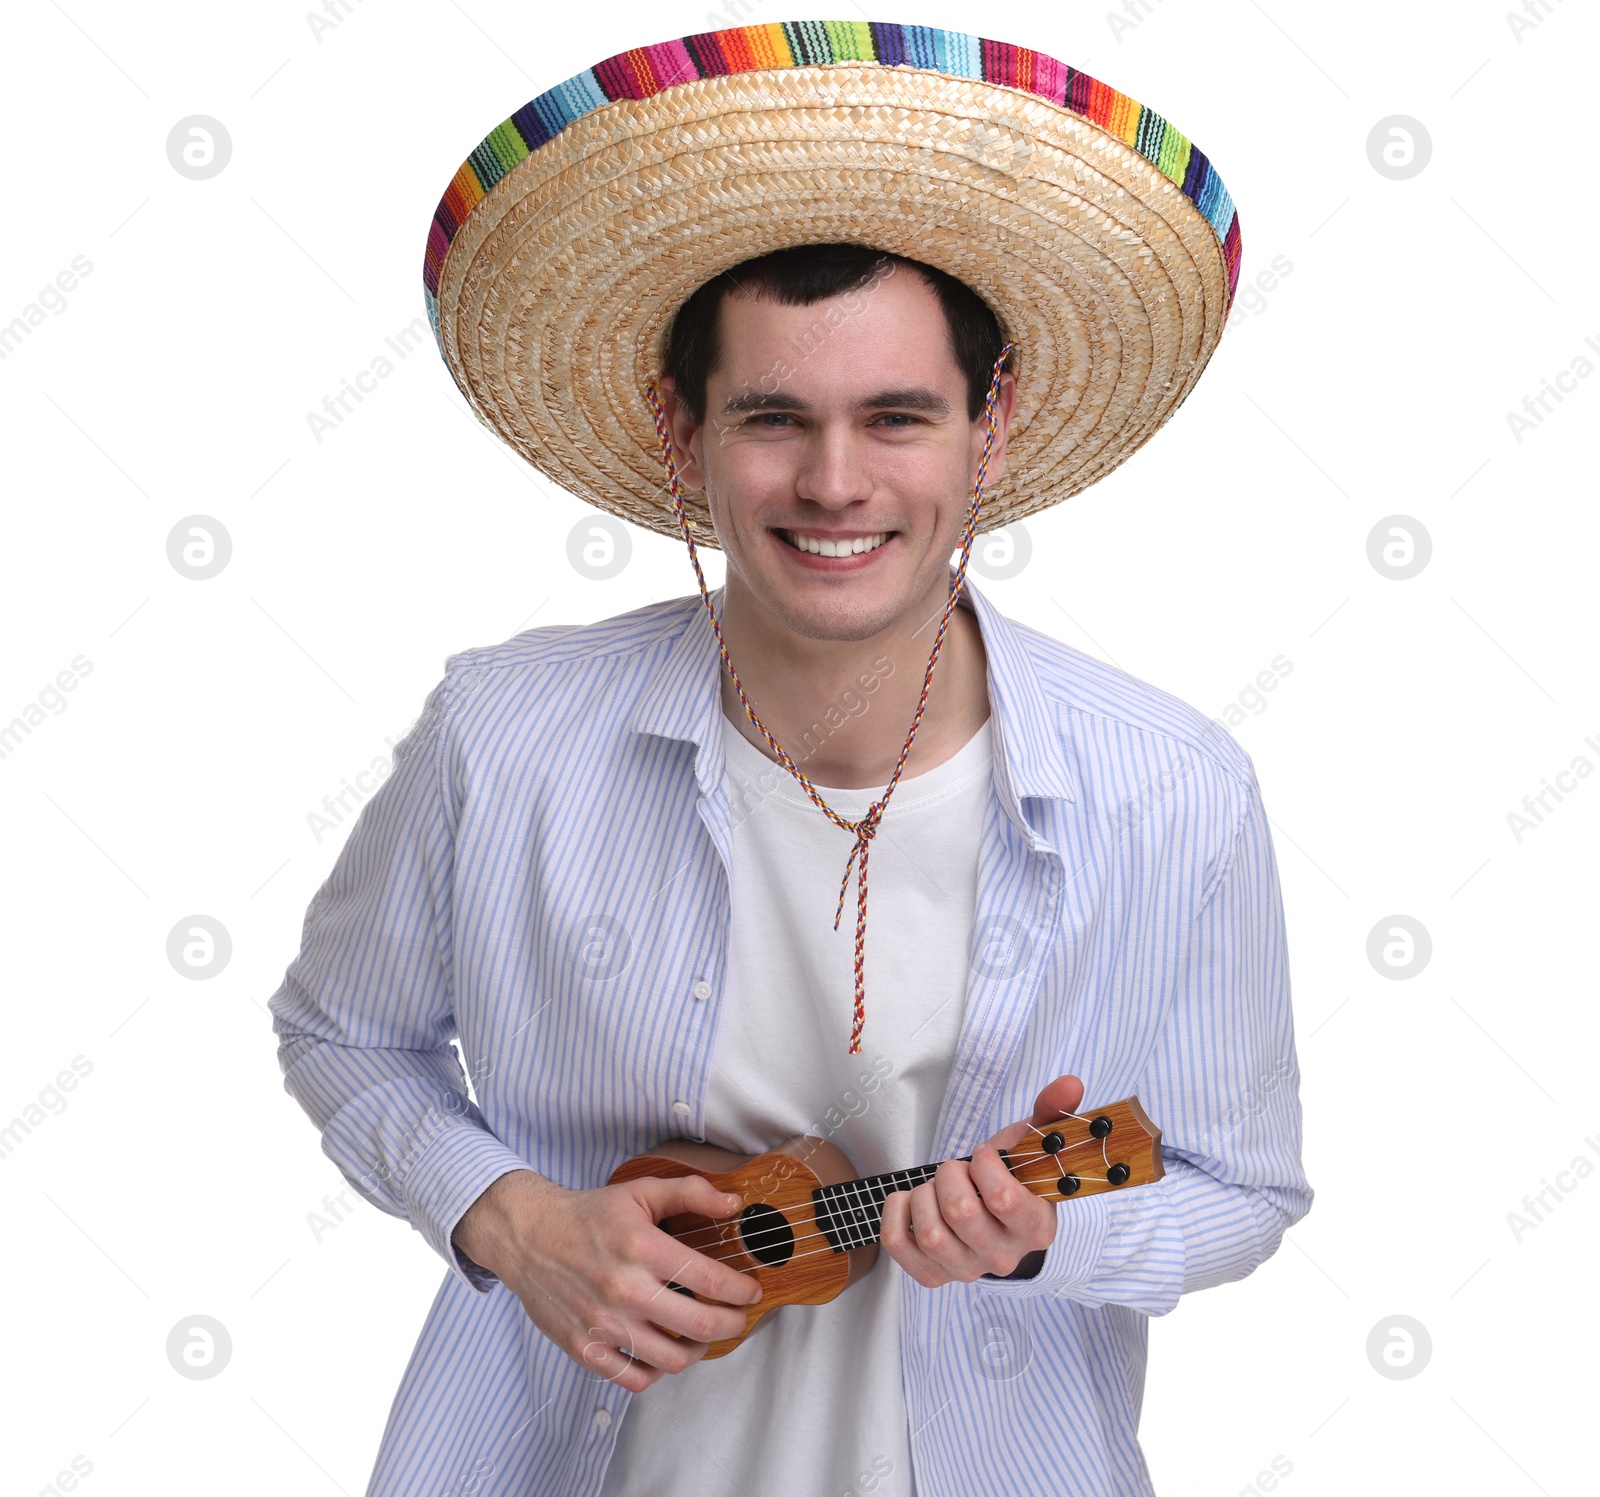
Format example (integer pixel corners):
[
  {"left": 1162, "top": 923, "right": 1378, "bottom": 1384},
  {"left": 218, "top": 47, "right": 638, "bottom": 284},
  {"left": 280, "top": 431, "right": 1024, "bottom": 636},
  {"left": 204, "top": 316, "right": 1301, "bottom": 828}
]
[{"left": 269, "top": 21, "right": 1310, "bottom": 1497}]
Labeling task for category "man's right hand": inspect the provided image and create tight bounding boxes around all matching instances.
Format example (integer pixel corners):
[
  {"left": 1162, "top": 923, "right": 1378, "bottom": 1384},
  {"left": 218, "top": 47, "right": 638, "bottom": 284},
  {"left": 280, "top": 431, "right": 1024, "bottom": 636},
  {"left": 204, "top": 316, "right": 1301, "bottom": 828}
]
[{"left": 451, "top": 1169, "right": 763, "bottom": 1392}]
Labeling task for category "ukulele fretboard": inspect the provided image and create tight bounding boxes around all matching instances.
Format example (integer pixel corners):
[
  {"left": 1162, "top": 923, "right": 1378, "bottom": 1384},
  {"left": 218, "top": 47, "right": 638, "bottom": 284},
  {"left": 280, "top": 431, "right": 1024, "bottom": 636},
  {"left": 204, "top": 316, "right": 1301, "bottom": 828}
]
[{"left": 813, "top": 1158, "right": 974, "bottom": 1251}]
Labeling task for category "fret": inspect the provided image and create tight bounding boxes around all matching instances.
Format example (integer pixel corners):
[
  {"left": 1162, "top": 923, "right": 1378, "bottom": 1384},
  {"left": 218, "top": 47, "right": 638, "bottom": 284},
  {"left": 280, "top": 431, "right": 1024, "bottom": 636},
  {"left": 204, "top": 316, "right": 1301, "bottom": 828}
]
[
  {"left": 815, "top": 1183, "right": 843, "bottom": 1252},
  {"left": 836, "top": 1181, "right": 856, "bottom": 1248},
  {"left": 854, "top": 1176, "right": 884, "bottom": 1247},
  {"left": 848, "top": 1178, "right": 873, "bottom": 1247}
]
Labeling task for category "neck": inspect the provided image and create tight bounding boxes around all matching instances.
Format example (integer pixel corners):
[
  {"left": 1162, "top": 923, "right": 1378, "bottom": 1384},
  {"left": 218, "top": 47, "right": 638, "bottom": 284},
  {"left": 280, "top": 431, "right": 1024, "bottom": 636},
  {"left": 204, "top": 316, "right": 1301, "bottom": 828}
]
[{"left": 715, "top": 572, "right": 990, "bottom": 789}]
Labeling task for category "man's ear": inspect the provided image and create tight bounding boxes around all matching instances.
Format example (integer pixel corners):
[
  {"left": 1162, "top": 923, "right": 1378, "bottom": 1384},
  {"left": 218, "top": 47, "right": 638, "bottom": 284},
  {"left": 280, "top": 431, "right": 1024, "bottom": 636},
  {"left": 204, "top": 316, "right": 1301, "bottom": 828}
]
[{"left": 655, "top": 376, "right": 706, "bottom": 490}]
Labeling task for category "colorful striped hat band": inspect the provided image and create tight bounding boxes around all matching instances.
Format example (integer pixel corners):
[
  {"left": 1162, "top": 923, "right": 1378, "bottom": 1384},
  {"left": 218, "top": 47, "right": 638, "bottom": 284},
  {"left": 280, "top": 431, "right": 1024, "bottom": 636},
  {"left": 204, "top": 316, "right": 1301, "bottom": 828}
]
[{"left": 423, "top": 23, "right": 1241, "bottom": 1049}]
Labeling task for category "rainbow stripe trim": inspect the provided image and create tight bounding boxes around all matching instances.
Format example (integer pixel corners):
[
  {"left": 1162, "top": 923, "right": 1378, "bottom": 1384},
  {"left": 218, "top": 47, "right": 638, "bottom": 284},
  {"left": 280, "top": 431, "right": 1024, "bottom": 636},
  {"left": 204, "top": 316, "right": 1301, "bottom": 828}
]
[{"left": 423, "top": 20, "right": 1241, "bottom": 334}]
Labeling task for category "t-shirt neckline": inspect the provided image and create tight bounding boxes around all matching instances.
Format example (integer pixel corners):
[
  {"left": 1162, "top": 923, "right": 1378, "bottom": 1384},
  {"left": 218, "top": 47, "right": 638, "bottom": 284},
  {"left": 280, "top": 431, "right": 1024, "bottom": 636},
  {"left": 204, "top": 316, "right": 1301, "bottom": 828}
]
[{"left": 720, "top": 711, "right": 994, "bottom": 815}]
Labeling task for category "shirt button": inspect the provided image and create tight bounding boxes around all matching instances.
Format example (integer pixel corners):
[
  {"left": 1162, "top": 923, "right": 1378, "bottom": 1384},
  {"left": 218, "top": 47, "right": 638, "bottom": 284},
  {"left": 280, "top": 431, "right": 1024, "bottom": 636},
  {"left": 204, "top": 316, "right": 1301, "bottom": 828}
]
[
  {"left": 691, "top": 980, "right": 712, "bottom": 1000},
  {"left": 594, "top": 1408, "right": 612, "bottom": 1429},
  {"left": 671, "top": 1100, "right": 691, "bottom": 1116}
]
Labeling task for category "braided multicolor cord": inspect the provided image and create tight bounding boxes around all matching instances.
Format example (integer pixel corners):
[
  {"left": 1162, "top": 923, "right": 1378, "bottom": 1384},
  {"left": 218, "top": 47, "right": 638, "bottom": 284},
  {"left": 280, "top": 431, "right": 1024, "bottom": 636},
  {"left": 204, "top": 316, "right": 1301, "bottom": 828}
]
[{"left": 643, "top": 343, "right": 1013, "bottom": 1053}]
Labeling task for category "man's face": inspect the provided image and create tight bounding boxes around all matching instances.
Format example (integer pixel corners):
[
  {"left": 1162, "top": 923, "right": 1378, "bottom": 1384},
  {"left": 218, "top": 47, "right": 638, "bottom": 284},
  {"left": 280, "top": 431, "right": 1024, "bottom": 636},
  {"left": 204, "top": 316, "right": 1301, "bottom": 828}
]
[{"left": 664, "top": 264, "right": 1014, "bottom": 644}]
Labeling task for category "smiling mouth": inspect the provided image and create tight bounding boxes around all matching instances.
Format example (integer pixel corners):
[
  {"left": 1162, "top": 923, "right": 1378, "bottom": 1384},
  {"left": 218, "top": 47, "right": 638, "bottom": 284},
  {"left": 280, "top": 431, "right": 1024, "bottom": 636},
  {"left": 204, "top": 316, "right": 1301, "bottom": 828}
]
[{"left": 776, "top": 528, "right": 892, "bottom": 558}]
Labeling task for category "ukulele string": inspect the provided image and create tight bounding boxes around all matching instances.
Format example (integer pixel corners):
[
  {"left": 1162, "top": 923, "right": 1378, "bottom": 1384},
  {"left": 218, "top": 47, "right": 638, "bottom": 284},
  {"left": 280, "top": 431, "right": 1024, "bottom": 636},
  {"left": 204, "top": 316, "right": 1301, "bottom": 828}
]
[
  {"left": 656, "top": 1132, "right": 1122, "bottom": 1260},
  {"left": 654, "top": 1133, "right": 1112, "bottom": 1254},
  {"left": 656, "top": 1133, "right": 1116, "bottom": 1256},
  {"left": 683, "top": 1175, "right": 1130, "bottom": 1278}
]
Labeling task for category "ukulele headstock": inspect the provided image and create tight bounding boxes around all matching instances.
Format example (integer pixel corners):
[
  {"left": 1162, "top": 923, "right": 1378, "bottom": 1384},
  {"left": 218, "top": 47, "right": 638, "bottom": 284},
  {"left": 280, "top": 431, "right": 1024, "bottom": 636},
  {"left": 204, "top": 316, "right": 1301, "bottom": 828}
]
[{"left": 1003, "top": 1096, "right": 1163, "bottom": 1202}]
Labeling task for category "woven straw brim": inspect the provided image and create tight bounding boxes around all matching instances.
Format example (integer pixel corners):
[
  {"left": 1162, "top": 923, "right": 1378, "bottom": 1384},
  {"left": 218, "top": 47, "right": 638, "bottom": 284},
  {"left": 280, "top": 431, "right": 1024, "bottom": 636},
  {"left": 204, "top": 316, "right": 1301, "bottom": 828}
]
[{"left": 433, "top": 62, "right": 1232, "bottom": 545}]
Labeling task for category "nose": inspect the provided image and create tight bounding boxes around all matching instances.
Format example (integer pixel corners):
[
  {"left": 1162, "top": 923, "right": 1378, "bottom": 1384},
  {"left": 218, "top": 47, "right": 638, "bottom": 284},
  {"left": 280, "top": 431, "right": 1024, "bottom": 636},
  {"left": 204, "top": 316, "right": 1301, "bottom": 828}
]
[{"left": 792, "top": 420, "right": 874, "bottom": 510}]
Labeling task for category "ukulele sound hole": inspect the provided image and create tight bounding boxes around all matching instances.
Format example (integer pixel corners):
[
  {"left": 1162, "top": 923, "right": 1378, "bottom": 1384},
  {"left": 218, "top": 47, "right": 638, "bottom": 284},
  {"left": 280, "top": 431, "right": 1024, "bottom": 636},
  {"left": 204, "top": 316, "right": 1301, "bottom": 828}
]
[{"left": 738, "top": 1203, "right": 795, "bottom": 1267}]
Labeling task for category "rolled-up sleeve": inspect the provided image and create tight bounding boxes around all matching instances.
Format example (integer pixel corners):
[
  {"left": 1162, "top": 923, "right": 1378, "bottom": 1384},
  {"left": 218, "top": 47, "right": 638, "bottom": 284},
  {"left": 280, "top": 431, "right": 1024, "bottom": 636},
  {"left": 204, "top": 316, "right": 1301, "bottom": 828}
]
[
  {"left": 978, "top": 766, "right": 1313, "bottom": 1310},
  {"left": 267, "top": 668, "right": 530, "bottom": 1292}
]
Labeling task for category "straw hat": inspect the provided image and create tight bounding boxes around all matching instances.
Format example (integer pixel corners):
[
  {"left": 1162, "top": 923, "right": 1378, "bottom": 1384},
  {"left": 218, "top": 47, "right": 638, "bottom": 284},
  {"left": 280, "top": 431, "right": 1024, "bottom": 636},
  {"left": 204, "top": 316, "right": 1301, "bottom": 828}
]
[{"left": 423, "top": 21, "right": 1242, "bottom": 544}]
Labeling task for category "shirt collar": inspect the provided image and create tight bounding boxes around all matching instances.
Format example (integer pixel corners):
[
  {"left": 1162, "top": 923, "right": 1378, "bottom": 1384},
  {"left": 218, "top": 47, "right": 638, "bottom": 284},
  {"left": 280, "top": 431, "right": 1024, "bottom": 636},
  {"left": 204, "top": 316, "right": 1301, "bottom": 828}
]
[{"left": 630, "top": 572, "right": 1079, "bottom": 840}]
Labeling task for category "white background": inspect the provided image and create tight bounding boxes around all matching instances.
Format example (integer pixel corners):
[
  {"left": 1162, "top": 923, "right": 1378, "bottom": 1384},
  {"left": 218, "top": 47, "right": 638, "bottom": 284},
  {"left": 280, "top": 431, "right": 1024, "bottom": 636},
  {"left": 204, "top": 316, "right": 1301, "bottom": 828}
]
[{"left": 1, "top": 1, "right": 1594, "bottom": 1493}]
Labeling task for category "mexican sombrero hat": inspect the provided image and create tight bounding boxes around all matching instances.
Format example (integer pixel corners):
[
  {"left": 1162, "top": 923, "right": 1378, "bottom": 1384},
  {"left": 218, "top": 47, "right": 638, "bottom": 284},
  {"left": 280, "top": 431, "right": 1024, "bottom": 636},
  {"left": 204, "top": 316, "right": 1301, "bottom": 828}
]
[{"left": 422, "top": 20, "right": 1241, "bottom": 544}]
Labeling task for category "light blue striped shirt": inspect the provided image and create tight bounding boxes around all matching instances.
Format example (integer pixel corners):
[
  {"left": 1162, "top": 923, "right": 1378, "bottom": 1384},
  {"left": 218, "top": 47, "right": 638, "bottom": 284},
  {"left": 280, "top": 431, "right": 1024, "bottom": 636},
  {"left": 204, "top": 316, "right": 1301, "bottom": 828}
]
[{"left": 268, "top": 574, "right": 1312, "bottom": 1497}]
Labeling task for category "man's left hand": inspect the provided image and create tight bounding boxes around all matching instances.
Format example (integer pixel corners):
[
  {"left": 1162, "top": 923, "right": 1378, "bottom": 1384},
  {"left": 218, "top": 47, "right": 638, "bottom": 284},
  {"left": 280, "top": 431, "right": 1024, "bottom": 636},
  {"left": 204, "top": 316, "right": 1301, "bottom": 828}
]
[{"left": 879, "top": 1073, "right": 1084, "bottom": 1286}]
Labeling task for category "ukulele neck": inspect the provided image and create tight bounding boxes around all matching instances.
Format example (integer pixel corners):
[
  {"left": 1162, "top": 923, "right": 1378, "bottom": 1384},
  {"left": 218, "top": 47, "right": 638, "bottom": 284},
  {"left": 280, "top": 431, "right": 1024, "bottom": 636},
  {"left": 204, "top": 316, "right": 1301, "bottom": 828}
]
[
  {"left": 809, "top": 1098, "right": 1166, "bottom": 1253},
  {"left": 814, "top": 1162, "right": 945, "bottom": 1251}
]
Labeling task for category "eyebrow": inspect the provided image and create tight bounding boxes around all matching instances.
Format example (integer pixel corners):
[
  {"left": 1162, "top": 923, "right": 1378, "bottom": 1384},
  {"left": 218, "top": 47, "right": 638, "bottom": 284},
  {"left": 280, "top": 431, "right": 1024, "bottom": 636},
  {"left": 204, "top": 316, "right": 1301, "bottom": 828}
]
[{"left": 718, "top": 387, "right": 953, "bottom": 418}]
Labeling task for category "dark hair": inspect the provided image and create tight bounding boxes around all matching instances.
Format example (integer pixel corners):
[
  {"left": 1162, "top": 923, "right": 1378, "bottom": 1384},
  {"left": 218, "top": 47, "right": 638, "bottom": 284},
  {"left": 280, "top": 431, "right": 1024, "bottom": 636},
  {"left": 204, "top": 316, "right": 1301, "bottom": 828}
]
[{"left": 662, "top": 242, "right": 1008, "bottom": 424}]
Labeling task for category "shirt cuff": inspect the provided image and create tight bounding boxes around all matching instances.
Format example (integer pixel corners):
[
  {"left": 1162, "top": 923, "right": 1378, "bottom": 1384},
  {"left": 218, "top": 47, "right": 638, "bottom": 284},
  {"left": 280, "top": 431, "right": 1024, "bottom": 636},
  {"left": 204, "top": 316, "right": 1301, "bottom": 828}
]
[
  {"left": 396, "top": 1120, "right": 532, "bottom": 1293},
  {"left": 974, "top": 1194, "right": 1113, "bottom": 1299}
]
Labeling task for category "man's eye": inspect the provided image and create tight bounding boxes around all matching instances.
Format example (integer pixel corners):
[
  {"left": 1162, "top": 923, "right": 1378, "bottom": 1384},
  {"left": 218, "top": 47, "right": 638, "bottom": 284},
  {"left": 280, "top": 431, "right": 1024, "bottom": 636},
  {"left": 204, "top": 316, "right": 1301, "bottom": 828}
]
[
  {"left": 752, "top": 412, "right": 796, "bottom": 428},
  {"left": 871, "top": 413, "right": 920, "bottom": 428}
]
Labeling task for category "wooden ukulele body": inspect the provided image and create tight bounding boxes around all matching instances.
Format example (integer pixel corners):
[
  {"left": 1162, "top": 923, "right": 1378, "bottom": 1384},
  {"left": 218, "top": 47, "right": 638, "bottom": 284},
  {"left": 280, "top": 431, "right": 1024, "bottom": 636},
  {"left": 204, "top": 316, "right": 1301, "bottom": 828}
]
[{"left": 607, "top": 1134, "right": 874, "bottom": 1359}]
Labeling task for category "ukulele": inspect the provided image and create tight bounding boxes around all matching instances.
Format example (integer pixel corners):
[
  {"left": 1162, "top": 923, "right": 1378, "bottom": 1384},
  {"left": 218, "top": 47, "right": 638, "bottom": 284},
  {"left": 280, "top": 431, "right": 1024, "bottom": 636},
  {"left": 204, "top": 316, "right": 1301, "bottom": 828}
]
[{"left": 607, "top": 1095, "right": 1163, "bottom": 1358}]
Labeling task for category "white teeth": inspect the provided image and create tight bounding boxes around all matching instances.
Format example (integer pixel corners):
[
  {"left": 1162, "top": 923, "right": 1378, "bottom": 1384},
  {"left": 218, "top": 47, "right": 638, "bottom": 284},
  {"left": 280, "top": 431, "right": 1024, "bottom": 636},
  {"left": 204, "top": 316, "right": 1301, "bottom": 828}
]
[{"left": 784, "top": 530, "right": 888, "bottom": 557}]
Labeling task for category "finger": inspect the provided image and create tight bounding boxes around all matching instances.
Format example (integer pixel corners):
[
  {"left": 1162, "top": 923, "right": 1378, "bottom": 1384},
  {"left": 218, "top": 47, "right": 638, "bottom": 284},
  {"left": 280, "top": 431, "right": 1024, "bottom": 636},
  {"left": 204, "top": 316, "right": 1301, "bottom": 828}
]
[
  {"left": 878, "top": 1187, "right": 948, "bottom": 1288},
  {"left": 591, "top": 1354, "right": 661, "bottom": 1394},
  {"left": 632, "top": 1172, "right": 745, "bottom": 1223},
  {"left": 582, "top": 1324, "right": 694, "bottom": 1394},
  {"left": 914, "top": 1174, "right": 988, "bottom": 1282},
  {"left": 969, "top": 1142, "right": 1051, "bottom": 1239},
  {"left": 644, "top": 1230, "right": 763, "bottom": 1313},
  {"left": 1032, "top": 1073, "right": 1085, "bottom": 1127},
  {"left": 633, "top": 1254, "right": 756, "bottom": 1344},
  {"left": 628, "top": 1176, "right": 763, "bottom": 1309},
  {"left": 985, "top": 1117, "right": 1036, "bottom": 1152}
]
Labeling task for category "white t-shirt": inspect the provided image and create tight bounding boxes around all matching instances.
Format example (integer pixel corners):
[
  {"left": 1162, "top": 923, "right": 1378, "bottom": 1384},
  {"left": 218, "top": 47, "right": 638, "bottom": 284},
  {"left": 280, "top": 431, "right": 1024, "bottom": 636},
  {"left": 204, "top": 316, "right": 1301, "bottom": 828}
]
[{"left": 600, "top": 711, "right": 993, "bottom": 1497}]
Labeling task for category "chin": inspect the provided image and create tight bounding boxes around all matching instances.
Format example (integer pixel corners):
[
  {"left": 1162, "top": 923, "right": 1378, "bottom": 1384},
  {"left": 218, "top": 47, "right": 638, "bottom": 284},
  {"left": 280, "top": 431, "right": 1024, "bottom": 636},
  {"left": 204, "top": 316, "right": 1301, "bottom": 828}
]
[{"left": 763, "top": 589, "right": 904, "bottom": 644}]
